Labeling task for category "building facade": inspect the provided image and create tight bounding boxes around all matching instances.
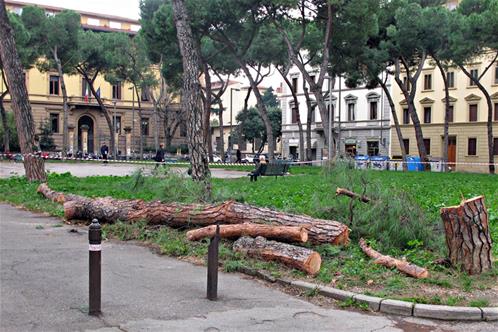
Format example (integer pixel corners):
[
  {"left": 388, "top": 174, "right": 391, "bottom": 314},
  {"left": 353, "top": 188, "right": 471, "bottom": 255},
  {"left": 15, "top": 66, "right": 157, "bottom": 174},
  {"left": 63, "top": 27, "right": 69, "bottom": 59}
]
[
  {"left": 390, "top": 53, "right": 498, "bottom": 172},
  {"left": 279, "top": 67, "right": 391, "bottom": 161},
  {"left": 2, "top": 0, "right": 186, "bottom": 157}
]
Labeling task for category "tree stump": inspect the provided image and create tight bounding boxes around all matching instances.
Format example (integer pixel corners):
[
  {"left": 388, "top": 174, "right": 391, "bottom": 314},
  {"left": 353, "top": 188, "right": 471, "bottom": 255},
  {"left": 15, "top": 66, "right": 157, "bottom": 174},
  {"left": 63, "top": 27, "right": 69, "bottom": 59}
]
[{"left": 440, "top": 196, "right": 493, "bottom": 275}]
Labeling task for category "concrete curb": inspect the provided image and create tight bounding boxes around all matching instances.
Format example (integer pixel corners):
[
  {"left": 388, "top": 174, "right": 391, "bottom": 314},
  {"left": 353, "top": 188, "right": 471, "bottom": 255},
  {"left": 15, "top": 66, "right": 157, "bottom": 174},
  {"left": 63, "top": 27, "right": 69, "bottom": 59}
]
[{"left": 271, "top": 278, "right": 497, "bottom": 322}]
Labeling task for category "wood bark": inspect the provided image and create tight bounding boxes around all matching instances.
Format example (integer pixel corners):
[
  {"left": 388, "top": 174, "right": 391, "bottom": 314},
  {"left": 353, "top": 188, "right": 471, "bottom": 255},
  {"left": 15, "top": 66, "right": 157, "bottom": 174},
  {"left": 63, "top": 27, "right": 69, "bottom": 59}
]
[
  {"left": 0, "top": 88, "right": 10, "bottom": 152},
  {"left": 0, "top": 3, "right": 46, "bottom": 181},
  {"left": 440, "top": 196, "right": 493, "bottom": 275},
  {"left": 53, "top": 47, "right": 69, "bottom": 157},
  {"left": 172, "top": 0, "right": 211, "bottom": 192},
  {"left": 359, "top": 238, "right": 429, "bottom": 279},
  {"left": 234, "top": 236, "right": 321, "bottom": 275},
  {"left": 377, "top": 76, "right": 407, "bottom": 171},
  {"left": 37, "top": 184, "right": 349, "bottom": 245},
  {"left": 335, "top": 188, "right": 371, "bottom": 203},
  {"left": 434, "top": 58, "right": 450, "bottom": 172},
  {"left": 187, "top": 223, "right": 308, "bottom": 243}
]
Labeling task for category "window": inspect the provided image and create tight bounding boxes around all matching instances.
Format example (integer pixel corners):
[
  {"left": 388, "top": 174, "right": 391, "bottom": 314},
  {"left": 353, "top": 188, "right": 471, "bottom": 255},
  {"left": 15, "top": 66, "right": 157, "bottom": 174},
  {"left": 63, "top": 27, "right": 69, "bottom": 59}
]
[
  {"left": 467, "top": 138, "right": 477, "bottom": 155},
  {"left": 423, "top": 138, "right": 431, "bottom": 155},
  {"left": 423, "top": 107, "right": 431, "bottom": 124},
  {"left": 403, "top": 139, "right": 409, "bottom": 154},
  {"left": 50, "top": 113, "right": 59, "bottom": 133},
  {"left": 448, "top": 105, "right": 454, "bottom": 123},
  {"left": 291, "top": 77, "right": 298, "bottom": 93},
  {"left": 141, "top": 118, "right": 149, "bottom": 136},
  {"left": 369, "top": 101, "right": 378, "bottom": 120},
  {"left": 49, "top": 75, "right": 60, "bottom": 95},
  {"left": 112, "top": 83, "right": 122, "bottom": 100},
  {"left": 131, "top": 24, "right": 140, "bottom": 32},
  {"left": 494, "top": 137, "right": 498, "bottom": 156},
  {"left": 447, "top": 72, "right": 455, "bottom": 88},
  {"left": 402, "top": 76, "right": 410, "bottom": 91},
  {"left": 309, "top": 75, "right": 315, "bottom": 88},
  {"left": 87, "top": 18, "right": 100, "bottom": 26},
  {"left": 494, "top": 103, "right": 498, "bottom": 121},
  {"left": 367, "top": 141, "right": 379, "bottom": 156},
  {"left": 469, "top": 69, "right": 478, "bottom": 86},
  {"left": 423, "top": 74, "right": 432, "bottom": 90},
  {"left": 495, "top": 66, "right": 498, "bottom": 84},
  {"left": 310, "top": 108, "right": 316, "bottom": 123},
  {"left": 109, "top": 21, "right": 122, "bottom": 29},
  {"left": 179, "top": 122, "right": 187, "bottom": 137},
  {"left": 469, "top": 104, "right": 478, "bottom": 122},
  {"left": 141, "top": 89, "right": 149, "bottom": 101},
  {"left": 113, "top": 116, "right": 122, "bottom": 134},
  {"left": 347, "top": 103, "right": 355, "bottom": 121},
  {"left": 291, "top": 107, "right": 298, "bottom": 124},
  {"left": 82, "top": 78, "right": 89, "bottom": 97},
  {"left": 403, "top": 108, "right": 410, "bottom": 124}
]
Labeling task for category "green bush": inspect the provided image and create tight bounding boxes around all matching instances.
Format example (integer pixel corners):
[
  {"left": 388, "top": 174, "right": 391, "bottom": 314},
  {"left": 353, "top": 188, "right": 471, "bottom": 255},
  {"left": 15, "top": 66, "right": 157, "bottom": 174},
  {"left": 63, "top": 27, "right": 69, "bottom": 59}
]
[{"left": 317, "top": 163, "right": 442, "bottom": 253}]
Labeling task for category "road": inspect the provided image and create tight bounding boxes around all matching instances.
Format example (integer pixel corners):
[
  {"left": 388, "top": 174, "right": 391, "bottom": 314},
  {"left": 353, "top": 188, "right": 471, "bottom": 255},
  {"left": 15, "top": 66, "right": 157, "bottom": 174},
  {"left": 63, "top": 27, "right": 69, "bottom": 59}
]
[
  {"left": 0, "top": 161, "right": 247, "bottom": 179},
  {"left": 1, "top": 204, "right": 497, "bottom": 331}
]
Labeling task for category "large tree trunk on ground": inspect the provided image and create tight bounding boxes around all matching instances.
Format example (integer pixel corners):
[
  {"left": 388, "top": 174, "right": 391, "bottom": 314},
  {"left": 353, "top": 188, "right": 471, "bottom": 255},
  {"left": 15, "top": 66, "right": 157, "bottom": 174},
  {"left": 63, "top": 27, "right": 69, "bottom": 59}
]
[
  {"left": 172, "top": 0, "right": 211, "bottom": 194},
  {"left": 359, "top": 238, "right": 429, "bottom": 279},
  {"left": 234, "top": 236, "right": 321, "bottom": 275},
  {"left": 37, "top": 184, "right": 349, "bottom": 245},
  {"left": 187, "top": 223, "right": 308, "bottom": 243},
  {"left": 0, "top": 3, "right": 46, "bottom": 181},
  {"left": 440, "top": 196, "right": 492, "bottom": 275}
]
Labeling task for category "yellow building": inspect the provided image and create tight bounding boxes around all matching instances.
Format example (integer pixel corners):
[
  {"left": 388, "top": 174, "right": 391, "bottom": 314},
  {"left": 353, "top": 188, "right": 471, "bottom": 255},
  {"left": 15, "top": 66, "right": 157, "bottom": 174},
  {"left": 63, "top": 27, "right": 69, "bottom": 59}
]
[
  {"left": 2, "top": 0, "right": 185, "bottom": 157},
  {"left": 390, "top": 53, "right": 498, "bottom": 172}
]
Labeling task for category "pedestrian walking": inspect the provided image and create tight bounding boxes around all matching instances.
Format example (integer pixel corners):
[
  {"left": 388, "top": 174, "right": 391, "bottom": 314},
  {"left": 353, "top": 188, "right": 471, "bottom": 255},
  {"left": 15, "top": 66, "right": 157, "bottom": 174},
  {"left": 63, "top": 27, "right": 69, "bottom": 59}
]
[
  {"left": 154, "top": 143, "right": 166, "bottom": 169},
  {"left": 236, "top": 149, "right": 242, "bottom": 163},
  {"left": 100, "top": 142, "right": 109, "bottom": 164}
]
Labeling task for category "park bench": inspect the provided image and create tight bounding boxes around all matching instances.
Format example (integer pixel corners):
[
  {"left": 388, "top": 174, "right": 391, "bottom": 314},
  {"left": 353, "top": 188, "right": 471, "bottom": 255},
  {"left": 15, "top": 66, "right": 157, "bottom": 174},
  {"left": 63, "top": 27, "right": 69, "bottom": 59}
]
[{"left": 249, "top": 161, "right": 291, "bottom": 180}]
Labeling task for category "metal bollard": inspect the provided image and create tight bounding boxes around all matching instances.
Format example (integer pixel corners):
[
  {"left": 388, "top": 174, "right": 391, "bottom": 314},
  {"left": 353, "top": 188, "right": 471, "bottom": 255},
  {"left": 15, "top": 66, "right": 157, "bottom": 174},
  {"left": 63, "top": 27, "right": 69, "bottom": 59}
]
[
  {"left": 207, "top": 223, "right": 220, "bottom": 301},
  {"left": 88, "top": 219, "right": 102, "bottom": 315}
]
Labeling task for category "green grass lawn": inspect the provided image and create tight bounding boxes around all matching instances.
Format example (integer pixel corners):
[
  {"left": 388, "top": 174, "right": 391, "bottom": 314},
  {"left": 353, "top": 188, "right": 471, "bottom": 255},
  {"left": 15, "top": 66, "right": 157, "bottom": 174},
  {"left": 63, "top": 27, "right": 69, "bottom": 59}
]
[{"left": 1, "top": 166, "right": 497, "bottom": 306}]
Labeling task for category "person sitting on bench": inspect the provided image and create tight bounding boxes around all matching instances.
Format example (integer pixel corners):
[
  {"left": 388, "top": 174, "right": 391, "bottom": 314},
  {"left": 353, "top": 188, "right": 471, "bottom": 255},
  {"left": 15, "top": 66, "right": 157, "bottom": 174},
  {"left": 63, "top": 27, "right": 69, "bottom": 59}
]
[{"left": 249, "top": 155, "right": 267, "bottom": 181}]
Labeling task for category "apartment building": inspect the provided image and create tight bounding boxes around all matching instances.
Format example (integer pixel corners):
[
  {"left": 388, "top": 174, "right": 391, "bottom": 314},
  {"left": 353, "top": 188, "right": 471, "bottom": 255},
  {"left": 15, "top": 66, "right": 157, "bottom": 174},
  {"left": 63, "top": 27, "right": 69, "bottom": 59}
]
[
  {"left": 390, "top": 53, "right": 498, "bottom": 172},
  {"left": 279, "top": 66, "right": 391, "bottom": 161},
  {"left": 2, "top": 0, "right": 185, "bottom": 156}
]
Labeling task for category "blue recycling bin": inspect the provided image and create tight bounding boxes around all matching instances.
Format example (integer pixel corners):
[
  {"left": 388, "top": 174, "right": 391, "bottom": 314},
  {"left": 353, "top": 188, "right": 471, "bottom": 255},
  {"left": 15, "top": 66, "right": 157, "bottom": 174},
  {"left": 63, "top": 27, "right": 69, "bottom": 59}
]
[
  {"left": 406, "top": 156, "right": 424, "bottom": 171},
  {"left": 355, "top": 155, "right": 370, "bottom": 169},
  {"left": 370, "top": 156, "right": 390, "bottom": 170}
]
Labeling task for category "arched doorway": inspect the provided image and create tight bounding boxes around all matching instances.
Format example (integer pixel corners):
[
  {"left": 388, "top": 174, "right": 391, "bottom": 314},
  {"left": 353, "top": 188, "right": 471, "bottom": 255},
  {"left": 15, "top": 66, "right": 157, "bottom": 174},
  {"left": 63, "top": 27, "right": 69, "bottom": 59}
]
[{"left": 78, "top": 115, "right": 94, "bottom": 153}]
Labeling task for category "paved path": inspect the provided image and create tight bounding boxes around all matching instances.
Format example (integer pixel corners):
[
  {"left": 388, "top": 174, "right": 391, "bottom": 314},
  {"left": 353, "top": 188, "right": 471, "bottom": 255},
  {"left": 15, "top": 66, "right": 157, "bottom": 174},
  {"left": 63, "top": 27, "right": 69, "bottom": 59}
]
[
  {"left": 0, "top": 161, "right": 247, "bottom": 179},
  {"left": 1, "top": 204, "right": 496, "bottom": 331}
]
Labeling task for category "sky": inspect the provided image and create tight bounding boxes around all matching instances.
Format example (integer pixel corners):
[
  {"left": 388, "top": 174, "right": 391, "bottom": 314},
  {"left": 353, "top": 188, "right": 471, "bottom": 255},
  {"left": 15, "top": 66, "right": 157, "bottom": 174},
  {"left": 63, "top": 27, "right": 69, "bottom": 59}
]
[{"left": 16, "top": 0, "right": 141, "bottom": 20}]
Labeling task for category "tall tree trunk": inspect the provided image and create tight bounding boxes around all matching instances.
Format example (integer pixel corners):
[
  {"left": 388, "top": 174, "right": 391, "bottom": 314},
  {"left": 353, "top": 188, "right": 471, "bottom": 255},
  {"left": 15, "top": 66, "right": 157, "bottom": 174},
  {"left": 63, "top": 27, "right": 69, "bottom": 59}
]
[
  {"left": 172, "top": 0, "right": 211, "bottom": 195},
  {"left": 377, "top": 77, "right": 407, "bottom": 171},
  {"left": 394, "top": 57, "right": 428, "bottom": 168},
  {"left": 53, "top": 48, "right": 69, "bottom": 157},
  {"left": 202, "top": 61, "right": 213, "bottom": 161},
  {"left": 218, "top": 100, "right": 225, "bottom": 162},
  {"left": 0, "top": 2, "right": 46, "bottom": 181},
  {"left": 0, "top": 89, "right": 10, "bottom": 153},
  {"left": 135, "top": 87, "right": 144, "bottom": 160},
  {"left": 303, "top": 87, "right": 313, "bottom": 161},
  {"left": 458, "top": 63, "right": 495, "bottom": 174},
  {"left": 434, "top": 58, "right": 450, "bottom": 172},
  {"left": 238, "top": 64, "right": 275, "bottom": 160},
  {"left": 80, "top": 71, "right": 115, "bottom": 157},
  {"left": 153, "top": 104, "right": 159, "bottom": 151}
]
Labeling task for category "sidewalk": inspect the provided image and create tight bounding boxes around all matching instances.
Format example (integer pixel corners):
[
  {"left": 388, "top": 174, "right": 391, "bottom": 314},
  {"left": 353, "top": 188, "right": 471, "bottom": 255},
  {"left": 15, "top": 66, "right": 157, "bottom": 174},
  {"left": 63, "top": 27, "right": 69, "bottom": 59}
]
[{"left": 1, "top": 204, "right": 496, "bottom": 331}]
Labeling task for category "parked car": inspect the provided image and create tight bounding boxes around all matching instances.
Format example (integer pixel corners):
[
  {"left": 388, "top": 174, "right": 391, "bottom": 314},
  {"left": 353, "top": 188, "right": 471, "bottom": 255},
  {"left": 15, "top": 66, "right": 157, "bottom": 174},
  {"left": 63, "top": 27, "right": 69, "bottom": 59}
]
[
  {"left": 212, "top": 154, "right": 222, "bottom": 163},
  {"left": 252, "top": 153, "right": 268, "bottom": 163}
]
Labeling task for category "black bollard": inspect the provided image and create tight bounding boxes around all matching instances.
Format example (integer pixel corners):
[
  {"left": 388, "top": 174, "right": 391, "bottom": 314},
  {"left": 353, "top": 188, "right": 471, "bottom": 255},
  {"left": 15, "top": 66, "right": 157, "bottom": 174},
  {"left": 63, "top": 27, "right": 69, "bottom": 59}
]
[
  {"left": 88, "top": 218, "right": 102, "bottom": 315},
  {"left": 207, "top": 223, "right": 220, "bottom": 301}
]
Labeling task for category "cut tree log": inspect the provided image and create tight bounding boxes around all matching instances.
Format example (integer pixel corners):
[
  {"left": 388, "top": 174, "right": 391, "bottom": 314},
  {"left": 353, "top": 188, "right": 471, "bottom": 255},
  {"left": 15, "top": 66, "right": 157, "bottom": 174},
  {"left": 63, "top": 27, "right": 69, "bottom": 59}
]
[
  {"left": 440, "top": 196, "right": 492, "bottom": 275},
  {"left": 37, "top": 184, "right": 349, "bottom": 245},
  {"left": 359, "top": 238, "right": 429, "bottom": 279},
  {"left": 233, "top": 236, "right": 321, "bottom": 275},
  {"left": 335, "top": 188, "right": 371, "bottom": 203},
  {"left": 186, "top": 223, "right": 308, "bottom": 243}
]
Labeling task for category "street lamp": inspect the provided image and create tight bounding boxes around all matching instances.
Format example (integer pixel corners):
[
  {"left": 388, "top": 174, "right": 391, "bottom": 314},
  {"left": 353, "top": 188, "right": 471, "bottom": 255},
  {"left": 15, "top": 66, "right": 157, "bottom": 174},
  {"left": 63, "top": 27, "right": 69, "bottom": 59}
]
[
  {"left": 229, "top": 87, "right": 240, "bottom": 152},
  {"left": 326, "top": 77, "right": 333, "bottom": 161},
  {"left": 129, "top": 86, "right": 135, "bottom": 159}
]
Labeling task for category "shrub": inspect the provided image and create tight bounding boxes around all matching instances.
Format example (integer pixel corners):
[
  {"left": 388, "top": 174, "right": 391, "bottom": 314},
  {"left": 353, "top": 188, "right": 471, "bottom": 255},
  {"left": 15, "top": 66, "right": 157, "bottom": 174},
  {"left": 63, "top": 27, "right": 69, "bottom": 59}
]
[{"left": 317, "top": 163, "right": 442, "bottom": 253}]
